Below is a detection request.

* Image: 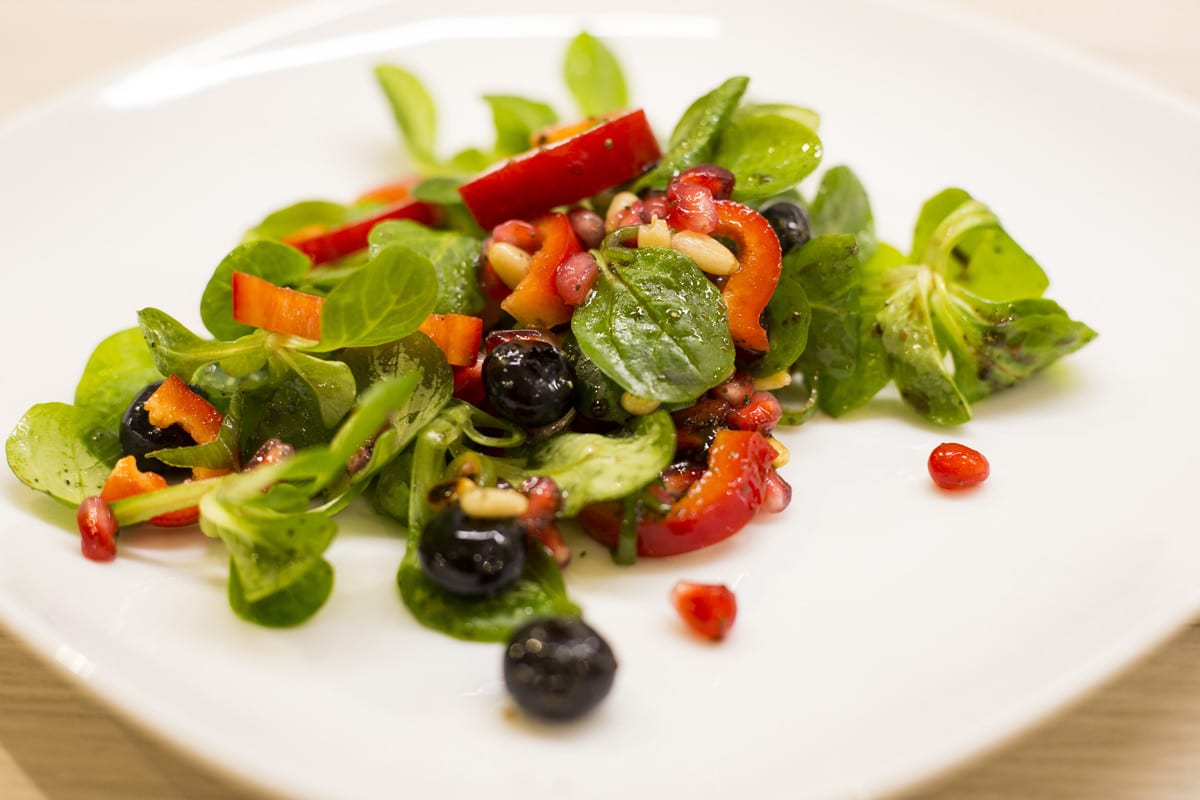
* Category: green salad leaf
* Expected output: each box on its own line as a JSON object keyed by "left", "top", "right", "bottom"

{"left": 564, "top": 32, "right": 628, "bottom": 117}
{"left": 715, "top": 110, "right": 822, "bottom": 200}
{"left": 368, "top": 220, "right": 485, "bottom": 315}
{"left": 201, "top": 240, "right": 312, "bottom": 340}
{"left": 634, "top": 76, "right": 748, "bottom": 191}
{"left": 375, "top": 64, "right": 440, "bottom": 169}
{"left": 572, "top": 246, "right": 734, "bottom": 403}
{"left": 807, "top": 165, "right": 877, "bottom": 262}
{"left": 484, "top": 94, "right": 557, "bottom": 157}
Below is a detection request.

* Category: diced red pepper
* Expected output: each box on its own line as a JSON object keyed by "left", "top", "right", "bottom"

{"left": 418, "top": 313, "right": 483, "bottom": 367}
{"left": 713, "top": 200, "right": 782, "bottom": 352}
{"left": 143, "top": 375, "right": 224, "bottom": 446}
{"left": 500, "top": 213, "right": 581, "bottom": 328}
{"left": 726, "top": 391, "right": 783, "bottom": 434}
{"left": 284, "top": 199, "right": 436, "bottom": 265}
{"left": 100, "top": 455, "right": 200, "bottom": 527}
{"left": 231, "top": 271, "right": 325, "bottom": 341}
{"left": 452, "top": 360, "right": 486, "bottom": 407}
{"left": 458, "top": 109, "right": 662, "bottom": 229}
{"left": 579, "top": 429, "right": 784, "bottom": 557}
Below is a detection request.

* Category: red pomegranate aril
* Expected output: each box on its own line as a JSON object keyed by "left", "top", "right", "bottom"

{"left": 491, "top": 219, "right": 542, "bottom": 253}
{"left": 928, "top": 442, "right": 990, "bottom": 489}
{"left": 77, "top": 496, "right": 118, "bottom": 562}
{"left": 710, "top": 371, "right": 755, "bottom": 407}
{"left": 556, "top": 251, "right": 599, "bottom": 306}
{"left": 246, "top": 437, "right": 295, "bottom": 470}
{"left": 676, "top": 164, "right": 736, "bottom": 201}
{"left": 566, "top": 207, "right": 605, "bottom": 250}
{"left": 641, "top": 193, "right": 671, "bottom": 222}
{"left": 613, "top": 203, "right": 644, "bottom": 230}
{"left": 761, "top": 468, "right": 792, "bottom": 513}
{"left": 671, "top": 581, "right": 737, "bottom": 641}
{"left": 666, "top": 181, "right": 718, "bottom": 234}
{"left": 518, "top": 477, "right": 570, "bottom": 566}
{"left": 727, "top": 391, "right": 783, "bottom": 434}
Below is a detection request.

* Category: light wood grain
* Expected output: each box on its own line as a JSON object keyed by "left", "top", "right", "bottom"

{"left": 1, "top": 1, "right": 1197, "bottom": 798}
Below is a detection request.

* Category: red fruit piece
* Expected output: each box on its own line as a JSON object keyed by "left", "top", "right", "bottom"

{"left": 666, "top": 181, "right": 718, "bottom": 234}
{"left": 77, "top": 496, "right": 118, "bottom": 562}
{"left": 928, "top": 442, "right": 990, "bottom": 489}
{"left": 671, "top": 581, "right": 737, "bottom": 641}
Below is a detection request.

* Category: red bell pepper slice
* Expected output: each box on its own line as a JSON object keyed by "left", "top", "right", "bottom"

{"left": 417, "top": 313, "right": 483, "bottom": 367}
{"left": 144, "top": 375, "right": 224, "bottom": 446}
{"left": 231, "top": 271, "right": 325, "bottom": 341}
{"left": 500, "top": 213, "right": 581, "bottom": 329}
{"left": 100, "top": 455, "right": 200, "bottom": 527}
{"left": 283, "top": 198, "right": 436, "bottom": 266}
{"left": 458, "top": 109, "right": 662, "bottom": 229}
{"left": 713, "top": 199, "right": 782, "bottom": 352}
{"left": 579, "top": 429, "right": 781, "bottom": 557}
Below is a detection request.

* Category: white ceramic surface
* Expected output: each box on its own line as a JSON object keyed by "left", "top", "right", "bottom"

{"left": 1, "top": 1, "right": 1198, "bottom": 798}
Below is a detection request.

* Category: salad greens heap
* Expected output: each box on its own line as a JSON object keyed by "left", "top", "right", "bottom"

{"left": 5, "top": 33, "right": 1094, "bottom": 641}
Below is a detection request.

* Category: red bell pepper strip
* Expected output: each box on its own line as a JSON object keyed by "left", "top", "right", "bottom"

{"left": 144, "top": 375, "right": 224, "bottom": 446}
{"left": 100, "top": 455, "right": 200, "bottom": 527}
{"left": 713, "top": 199, "right": 782, "bottom": 352}
{"left": 500, "top": 213, "right": 581, "bottom": 329}
{"left": 283, "top": 198, "right": 436, "bottom": 266}
{"left": 231, "top": 271, "right": 325, "bottom": 341}
{"left": 417, "top": 313, "right": 484, "bottom": 367}
{"left": 458, "top": 109, "right": 662, "bottom": 229}
{"left": 579, "top": 429, "right": 782, "bottom": 557}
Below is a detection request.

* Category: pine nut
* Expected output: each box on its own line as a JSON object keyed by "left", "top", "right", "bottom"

{"left": 459, "top": 486, "right": 529, "bottom": 519}
{"left": 754, "top": 371, "right": 793, "bottom": 391}
{"left": 637, "top": 216, "right": 672, "bottom": 249}
{"left": 487, "top": 241, "right": 532, "bottom": 289}
{"left": 605, "top": 191, "right": 641, "bottom": 232}
{"left": 620, "top": 392, "right": 661, "bottom": 416}
{"left": 671, "top": 230, "right": 739, "bottom": 275}
{"left": 767, "top": 437, "right": 790, "bottom": 468}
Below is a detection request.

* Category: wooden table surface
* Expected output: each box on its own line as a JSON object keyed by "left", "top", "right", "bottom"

{"left": 1, "top": 1, "right": 1197, "bottom": 798}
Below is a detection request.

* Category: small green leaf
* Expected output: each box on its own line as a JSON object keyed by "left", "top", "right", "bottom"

{"left": 734, "top": 102, "right": 820, "bottom": 132}
{"left": 138, "top": 308, "right": 271, "bottom": 383}
{"left": 633, "top": 76, "right": 748, "bottom": 191}
{"left": 6, "top": 403, "right": 117, "bottom": 505}
{"left": 791, "top": 235, "right": 861, "bottom": 381}
{"left": 73, "top": 327, "right": 162, "bottom": 430}
{"left": 563, "top": 32, "right": 628, "bottom": 118}
{"left": 242, "top": 200, "right": 350, "bottom": 244}
{"left": 518, "top": 411, "right": 676, "bottom": 516}
{"left": 201, "top": 240, "right": 313, "bottom": 340}
{"left": 310, "top": 244, "right": 438, "bottom": 351}
{"left": 375, "top": 64, "right": 439, "bottom": 166}
{"left": 229, "top": 558, "right": 334, "bottom": 628}
{"left": 268, "top": 349, "right": 357, "bottom": 429}
{"left": 483, "top": 94, "right": 557, "bottom": 157}
{"left": 368, "top": 220, "right": 485, "bottom": 315}
{"left": 807, "top": 165, "right": 876, "bottom": 262}
{"left": 715, "top": 112, "right": 823, "bottom": 201}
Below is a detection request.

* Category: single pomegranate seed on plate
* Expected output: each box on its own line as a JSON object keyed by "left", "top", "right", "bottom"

{"left": 928, "top": 442, "right": 990, "bottom": 489}
{"left": 77, "top": 496, "right": 118, "bottom": 562}
{"left": 671, "top": 581, "right": 737, "bottom": 641}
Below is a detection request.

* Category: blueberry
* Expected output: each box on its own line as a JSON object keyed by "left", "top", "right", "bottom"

{"left": 483, "top": 340, "right": 575, "bottom": 428}
{"left": 418, "top": 503, "right": 525, "bottom": 597}
{"left": 760, "top": 201, "right": 812, "bottom": 254}
{"left": 504, "top": 617, "right": 617, "bottom": 721}
{"left": 118, "top": 381, "right": 196, "bottom": 479}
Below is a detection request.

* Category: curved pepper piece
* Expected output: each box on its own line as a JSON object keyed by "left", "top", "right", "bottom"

{"left": 284, "top": 199, "right": 436, "bottom": 265}
{"left": 417, "top": 313, "right": 484, "bottom": 367}
{"left": 500, "top": 213, "right": 581, "bottom": 329}
{"left": 100, "top": 455, "right": 200, "bottom": 527}
{"left": 713, "top": 199, "right": 782, "bottom": 352}
{"left": 579, "top": 429, "right": 782, "bottom": 557}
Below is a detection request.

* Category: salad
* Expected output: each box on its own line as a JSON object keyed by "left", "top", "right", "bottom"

{"left": 5, "top": 33, "right": 1095, "bottom": 720}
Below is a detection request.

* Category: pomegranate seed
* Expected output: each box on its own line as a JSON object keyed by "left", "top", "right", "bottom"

{"left": 77, "top": 496, "right": 118, "bottom": 562}
{"left": 555, "top": 251, "right": 599, "bottom": 305}
{"left": 666, "top": 181, "right": 718, "bottom": 234}
{"left": 641, "top": 193, "right": 671, "bottom": 223}
{"left": 928, "top": 442, "right": 990, "bottom": 489}
{"left": 676, "top": 164, "right": 736, "bottom": 200}
{"left": 671, "top": 581, "right": 737, "bottom": 641}
{"left": 491, "top": 219, "right": 542, "bottom": 253}
{"left": 761, "top": 468, "right": 792, "bottom": 513}
{"left": 726, "top": 391, "right": 783, "bottom": 434}
{"left": 517, "top": 477, "right": 570, "bottom": 566}
{"left": 246, "top": 437, "right": 295, "bottom": 470}
{"left": 567, "top": 207, "right": 605, "bottom": 250}
{"left": 710, "top": 372, "right": 755, "bottom": 407}
{"left": 612, "top": 203, "right": 644, "bottom": 230}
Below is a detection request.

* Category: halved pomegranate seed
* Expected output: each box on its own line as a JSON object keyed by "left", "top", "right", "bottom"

{"left": 671, "top": 581, "right": 737, "bottom": 641}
